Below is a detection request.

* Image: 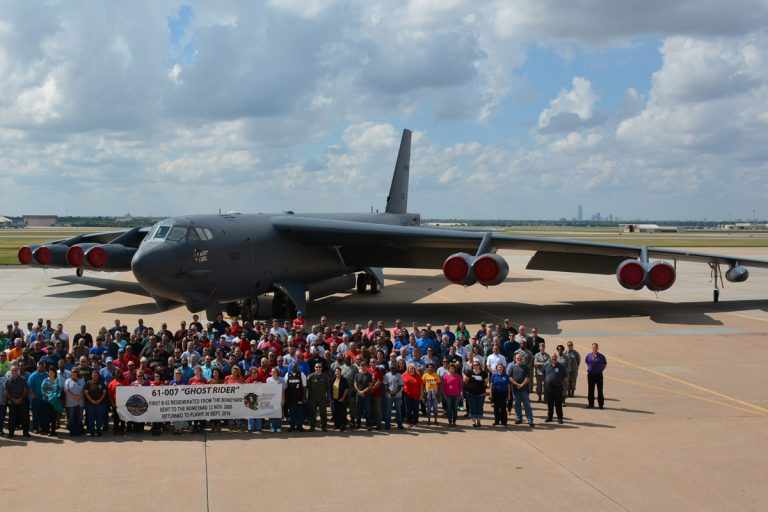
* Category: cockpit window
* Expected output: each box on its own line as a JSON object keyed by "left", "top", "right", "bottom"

{"left": 193, "top": 227, "right": 214, "bottom": 240}
{"left": 166, "top": 226, "right": 188, "bottom": 242}
{"left": 154, "top": 225, "right": 171, "bottom": 240}
{"left": 187, "top": 228, "right": 200, "bottom": 241}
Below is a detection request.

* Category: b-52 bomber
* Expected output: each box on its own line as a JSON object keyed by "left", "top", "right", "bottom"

{"left": 18, "top": 129, "right": 766, "bottom": 319}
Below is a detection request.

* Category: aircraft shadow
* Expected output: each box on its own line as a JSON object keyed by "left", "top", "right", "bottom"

{"left": 53, "top": 275, "right": 149, "bottom": 297}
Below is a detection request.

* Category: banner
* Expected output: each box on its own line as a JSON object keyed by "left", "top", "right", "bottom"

{"left": 116, "top": 383, "right": 283, "bottom": 423}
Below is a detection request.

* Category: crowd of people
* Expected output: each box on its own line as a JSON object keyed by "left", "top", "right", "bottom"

{"left": 0, "top": 314, "right": 608, "bottom": 438}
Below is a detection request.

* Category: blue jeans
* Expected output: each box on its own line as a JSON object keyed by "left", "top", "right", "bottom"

{"left": 383, "top": 395, "right": 403, "bottom": 428}
{"left": 513, "top": 388, "right": 534, "bottom": 424}
{"left": 31, "top": 398, "right": 47, "bottom": 432}
{"left": 425, "top": 391, "right": 438, "bottom": 417}
{"left": 67, "top": 406, "right": 83, "bottom": 436}
{"left": 468, "top": 394, "right": 484, "bottom": 419}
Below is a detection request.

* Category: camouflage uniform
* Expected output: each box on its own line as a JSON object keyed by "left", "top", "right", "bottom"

{"left": 533, "top": 352, "right": 551, "bottom": 402}
{"left": 565, "top": 349, "right": 581, "bottom": 397}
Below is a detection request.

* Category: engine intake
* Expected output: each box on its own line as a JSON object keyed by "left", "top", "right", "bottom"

{"left": 616, "top": 259, "right": 646, "bottom": 290}
{"left": 725, "top": 265, "right": 749, "bottom": 283}
{"left": 472, "top": 253, "right": 509, "bottom": 286}
{"left": 442, "top": 253, "right": 476, "bottom": 286}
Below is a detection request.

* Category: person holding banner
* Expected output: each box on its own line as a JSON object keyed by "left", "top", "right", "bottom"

{"left": 307, "top": 363, "right": 330, "bottom": 432}
{"left": 265, "top": 367, "right": 285, "bottom": 432}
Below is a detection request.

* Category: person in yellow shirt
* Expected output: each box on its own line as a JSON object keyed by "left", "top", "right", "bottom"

{"left": 422, "top": 363, "right": 441, "bottom": 424}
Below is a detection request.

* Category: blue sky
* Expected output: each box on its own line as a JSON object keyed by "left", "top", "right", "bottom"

{"left": 0, "top": 1, "right": 767, "bottom": 220}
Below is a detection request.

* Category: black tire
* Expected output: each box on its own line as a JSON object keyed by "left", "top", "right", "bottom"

{"left": 713, "top": 289, "right": 720, "bottom": 303}
{"left": 76, "top": 267, "right": 84, "bottom": 277}
{"left": 369, "top": 277, "right": 380, "bottom": 294}
{"left": 356, "top": 273, "right": 368, "bottom": 294}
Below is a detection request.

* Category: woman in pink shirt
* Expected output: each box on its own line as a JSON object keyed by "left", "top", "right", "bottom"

{"left": 441, "top": 364, "right": 463, "bottom": 426}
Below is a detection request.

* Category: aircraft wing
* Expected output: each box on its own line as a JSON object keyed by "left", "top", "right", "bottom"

{"left": 272, "top": 216, "right": 768, "bottom": 274}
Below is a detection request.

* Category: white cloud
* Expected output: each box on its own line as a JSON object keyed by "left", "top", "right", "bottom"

{"left": 538, "top": 76, "right": 598, "bottom": 130}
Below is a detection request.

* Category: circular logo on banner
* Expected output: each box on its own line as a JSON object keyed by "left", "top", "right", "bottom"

{"left": 125, "top": 394, "right": 149, "bottom": 416}
{"left": 243, "top": 393, "right": 260, "bottom": 411}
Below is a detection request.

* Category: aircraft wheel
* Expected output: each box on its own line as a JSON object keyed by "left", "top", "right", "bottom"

{"left": 356, "top": 273, "right": 368, "bottom": 294}
{"left": 713, "top": 289, "right": 720, "bottom": 303}
{"left": 369, "top": 277, "right": 380, "bottom": 294}
{"left": 76, "top": 267, "right": 84, "bottom": 277}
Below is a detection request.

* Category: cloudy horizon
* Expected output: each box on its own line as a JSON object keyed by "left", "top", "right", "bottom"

{"left": 1, "top": 1, "right": 767, "bottom": 220}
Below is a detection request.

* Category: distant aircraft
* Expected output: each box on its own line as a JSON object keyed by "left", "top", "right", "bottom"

{"left": 17, "top": 129, "right": 765, "bottom": 319}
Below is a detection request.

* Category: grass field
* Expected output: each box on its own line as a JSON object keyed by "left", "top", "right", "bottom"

{"left": 0, "top": 228, "right": 112, "bottom": 265}
{"left": 2, "top": 226, "right": 768, "bottom": 265}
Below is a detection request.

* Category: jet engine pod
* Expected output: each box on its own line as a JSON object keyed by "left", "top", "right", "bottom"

{"left": 32, "top": 244, "right": 70, "bottom": 267}
{"left": 472, "top": 253, "right": 509, "bottom": 286}
{"left": 84, "top": 244, "right": 137, "bottom": 271}
{"left": 616, "top": 259, "right": 646, "bottom": 290}
{"left": 67, "top": 243, "right": 99, "bottom": 267}
{"left": 18, "top": 245, "right": 38, "bottom": 265}
{"left": 442, "top": 252, "right": 476, "bottom": 285}
{"left": 725, "top": 265, "right": 749, "bottom": 283}
{"left": 646, "top": 261, "right": 676, "bottom": 291}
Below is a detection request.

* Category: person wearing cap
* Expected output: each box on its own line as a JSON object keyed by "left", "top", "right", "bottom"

{"left": 565, "top": 341, "right": 581, "bottom": 397}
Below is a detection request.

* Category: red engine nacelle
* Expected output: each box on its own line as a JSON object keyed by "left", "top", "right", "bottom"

{"left": 616, "top": 259, "right": 646, "bottom": 290}
{"left": 472, "top": 253, "right": 509, "bottom": 286}
{"left": 442, "top": 252, "right": 476, "bottom": 285}
{"left": 646, "top": 261, "right": 676, "bottom": 291}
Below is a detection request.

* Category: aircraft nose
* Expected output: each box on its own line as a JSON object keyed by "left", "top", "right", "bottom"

{"left": 131, "top": 246, "right": 171, "bottom": 291}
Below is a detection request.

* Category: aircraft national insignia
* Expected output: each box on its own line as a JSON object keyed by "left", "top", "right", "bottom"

{"left": 193, "top": 248, "right": 208, "bottom": 263}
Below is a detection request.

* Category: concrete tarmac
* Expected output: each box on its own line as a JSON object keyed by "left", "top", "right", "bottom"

{"left": 2, "top": 248, "right": 768, "bottom": 511}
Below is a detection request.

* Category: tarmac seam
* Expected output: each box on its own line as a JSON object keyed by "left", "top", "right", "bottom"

{"left": 610, "top": 377, "right": 765, "bottom": 416}
{"left": 202, "top": 432, "right": 210, "bottom": 512}
{"left": 513, "top": 433, "right": 631, "bottom": 512}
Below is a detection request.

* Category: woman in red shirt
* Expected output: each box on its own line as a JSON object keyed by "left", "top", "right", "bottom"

{"left": 401, "top": 363, "right": 423, "bottom": 427}
{"left": 224, "top": 366, "right": 244, "bottom": 384}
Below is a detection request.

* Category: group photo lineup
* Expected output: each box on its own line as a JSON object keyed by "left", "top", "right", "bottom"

{"left": 1, "top": 1, "right": 767, "bottom": 511}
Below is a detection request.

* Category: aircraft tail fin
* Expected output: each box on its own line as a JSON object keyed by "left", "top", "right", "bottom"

{"left": 385, "top": 129, "right": 411, "bottom": 214}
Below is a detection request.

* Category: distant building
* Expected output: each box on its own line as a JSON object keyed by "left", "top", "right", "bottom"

{"left": 721, "top": 223, "right": 767, "bottom": 230}
{"left": 23, "top": 215, "right": 58, "bottom": 227}
{"left": 620, "top": 224, "right": 678, "bottom": 233}
{"left": 577, "top": 205, "right": 583, "bottom": 221}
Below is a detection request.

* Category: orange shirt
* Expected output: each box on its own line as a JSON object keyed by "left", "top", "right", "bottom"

{"left": 8, "top": 347, "right": 22, "bottom": 361}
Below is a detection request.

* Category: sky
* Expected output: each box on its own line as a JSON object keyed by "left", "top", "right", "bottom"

{"left": 1, "top": 0, "right": 767, "bottom": 220}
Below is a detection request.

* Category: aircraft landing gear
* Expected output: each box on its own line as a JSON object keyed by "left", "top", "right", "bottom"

{"left": 356, "top": 273, "right": 381, "bottom": 294}
{"left": 76, "top": 267, "right": 84, "bottom": 277}
{"left": 709, "top": 262, "right": 724, "bottom": 303}
{"left": 271, "top": 288, "right": 296, "bottom": 320}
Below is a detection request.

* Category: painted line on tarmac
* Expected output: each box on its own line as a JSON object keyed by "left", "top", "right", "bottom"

{"left": 599, "top": 353, "right": 768, "bottom": 416}
{"left": 611, "top": 377, "right": 763, "bottom": 417}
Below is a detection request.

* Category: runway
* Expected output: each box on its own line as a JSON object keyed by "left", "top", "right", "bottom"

{"left": 2, "top": 248, "right": 767, "bottom": 511}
